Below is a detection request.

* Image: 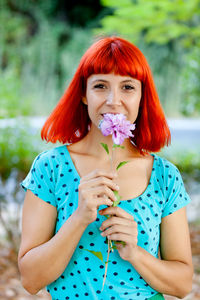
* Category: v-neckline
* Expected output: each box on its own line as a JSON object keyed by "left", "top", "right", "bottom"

{"left": 64, "top": 145, "right": 156, "bottom": 202}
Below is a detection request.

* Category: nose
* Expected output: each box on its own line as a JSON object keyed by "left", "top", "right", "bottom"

{"left": 106, "top": 89, "right": 122, "bottom": 106}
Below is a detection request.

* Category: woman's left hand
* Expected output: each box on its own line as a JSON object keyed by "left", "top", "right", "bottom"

{"left": 99, "top": 206, "right": 138, "bottom": 262}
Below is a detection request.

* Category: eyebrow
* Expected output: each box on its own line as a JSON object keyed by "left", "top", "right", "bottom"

{"left": 91, "top": 79, "right": 135, "bottom": 84}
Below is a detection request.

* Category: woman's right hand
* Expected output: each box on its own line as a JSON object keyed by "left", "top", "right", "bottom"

{"left": 76, "top": 169, "right": 119, "bottom": 226}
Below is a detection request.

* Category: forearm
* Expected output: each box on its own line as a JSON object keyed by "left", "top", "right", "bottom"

{"left": 19, "top": 210, "right": 87, "bottom": 294}
{"left": 129, "top": 246, "right": 193, "bottom": 298}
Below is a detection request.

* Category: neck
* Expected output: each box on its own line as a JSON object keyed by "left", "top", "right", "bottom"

{"left": 80, "top": 123, "right": 140, "bottom": 161}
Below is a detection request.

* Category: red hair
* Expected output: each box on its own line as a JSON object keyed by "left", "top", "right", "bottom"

{"left": 41, "top": 36, "right": 171, "bottom": 155}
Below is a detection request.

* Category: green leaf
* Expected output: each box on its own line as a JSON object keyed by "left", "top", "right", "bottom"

{"left": 104, "top": 215, "right": 110, "bottom": 219}
{"left": 112, "top": 144, "right": 125, "bottom": 149}
{"left": 105, "top": 260, "right": 111, "bottom": 264}
{"left": 114, "top": 241, "right": 126, "bottom": 247}
{"left": 112, "top": 190, "right": 121, "bottom": 206}
{"left": 116, "top": 161, "right": 129, "bottom": 170}
{"left": 83, "top": 249, "right": 104, "bottom": 262}
{"left": 100, "top": 142, "right": 109, "bottom": 154}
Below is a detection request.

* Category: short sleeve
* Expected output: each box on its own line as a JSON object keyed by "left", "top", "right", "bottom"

{"left": 20, "top": 152, "right": 57, "bottom": 207}
{"left": 162, "top": 165, "right": 191, "bottom": 218}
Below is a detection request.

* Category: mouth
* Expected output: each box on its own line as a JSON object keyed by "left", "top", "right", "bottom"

{"left": 101, "top": 113, "right": 122, "bottom": 116}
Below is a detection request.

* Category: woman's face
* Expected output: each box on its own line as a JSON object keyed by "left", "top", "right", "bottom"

{"left": 83, "top": 73, "right": 142, "bottom": 128}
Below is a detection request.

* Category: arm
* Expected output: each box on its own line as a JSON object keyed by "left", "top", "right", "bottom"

{"left": 18, "top": 190, "right": 87, "bottom": 295}
{"left": 99, "top": 206, "right": 193, "bottom": 298}
{"left": 129, "top": 207, "right": 193, "bottom": 298}
{"left": 18, "top": 169, "right": 117, "bottom": 295}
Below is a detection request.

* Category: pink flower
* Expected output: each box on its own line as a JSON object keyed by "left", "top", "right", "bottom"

{"left": 98, "top": 113, "right": 135, "bottom": 145}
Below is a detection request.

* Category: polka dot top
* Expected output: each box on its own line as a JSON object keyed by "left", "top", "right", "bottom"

{"left": 20, "top": 145, "right": 191, "bottom": 300}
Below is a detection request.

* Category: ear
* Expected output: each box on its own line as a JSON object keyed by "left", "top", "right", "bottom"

{"left": 82, "top": 96, "right": 87, "bottom": 105}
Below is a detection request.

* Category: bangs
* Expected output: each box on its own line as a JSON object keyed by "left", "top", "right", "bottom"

{"left": 81, "top": 38, "right": 147, "bottom": 83}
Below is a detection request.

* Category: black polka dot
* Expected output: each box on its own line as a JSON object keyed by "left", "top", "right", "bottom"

{"left": 87, "top": 268, "right": 91, "bottom": 272}
{"left": 99, "top": 265, "right": 104, "bottom": 269}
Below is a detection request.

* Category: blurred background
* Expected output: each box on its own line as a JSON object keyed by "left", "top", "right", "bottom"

{"left": 0, "top": 0, "right": 199, "bottom": 299}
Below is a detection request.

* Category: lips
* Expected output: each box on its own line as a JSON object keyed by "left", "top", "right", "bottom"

{"left": 101, "top": 113, "right": 121, "bottom": 116}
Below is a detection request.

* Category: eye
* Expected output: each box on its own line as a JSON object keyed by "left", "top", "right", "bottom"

{"left": 123, "top": 85, "right": 135, "bottom": 90}
{"left": 93, "top": 84, "right": 106, "bottom": 89}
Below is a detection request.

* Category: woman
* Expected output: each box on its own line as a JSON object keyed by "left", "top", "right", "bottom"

{"left": 18, "top": 36, "right": 193, "bottom": 300}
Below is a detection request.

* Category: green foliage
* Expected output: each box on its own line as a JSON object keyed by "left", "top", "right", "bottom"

{"left": 113, "top": 190, "right": 121, "bottom": 206}
{"left": 180, "top": 45, "right": 200, "bottom": 116}
{"left": 97, "top": 0, "right": 200, "bottom": 46}
{"left": 160, "top": 149, "right": 200, "bottom": 183}
{"left": 116, "top": 161, "right": 129, "bottom": 170}
{"left": 0, "top": 1, "right": 93, "bottom": 118}
{"left": 0, "top": 123, "right": 49, "bottom": 180}
{"left": 94, "top": 0, "right": 200, "bottom": 117}
{"left": 100, "top": 142, "right": 109, "bottom": 154}
{"left": 83, "top": 249, "right": 104, "bottom": 262}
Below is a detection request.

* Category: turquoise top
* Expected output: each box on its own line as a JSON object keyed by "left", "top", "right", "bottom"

{"left": 21, "top": 145, "right": 191, "bottom": 300}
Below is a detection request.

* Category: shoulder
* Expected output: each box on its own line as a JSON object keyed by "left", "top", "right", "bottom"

{"left": 152, "top": 153, "right": 180, "bottom": 176}
{"left": 33, "top": 145, "right": 68, "bottom": 164}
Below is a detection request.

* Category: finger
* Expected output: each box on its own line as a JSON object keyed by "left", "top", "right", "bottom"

{"left": 95, "top": 197, "right": 113, "bottom": 208}
{"left": 90, "top": 185, "right": 117, "bottom": 202}
{"left": 80, "top": 176, "right": 119, "bottom": 192}
{"left": 99, "top": 206, "right": 134, "bottom": 220}
{"left": 101, "top": 224, "right": 135, "bottom": 237}
{"left": 100, "top": 216, "right": 134, "bottom": 231}
{"left": 105, "top": 233, "right": 132, "bottom": 243}
{"left": 80, "top": 169, "right": 117, "bottom": 183}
